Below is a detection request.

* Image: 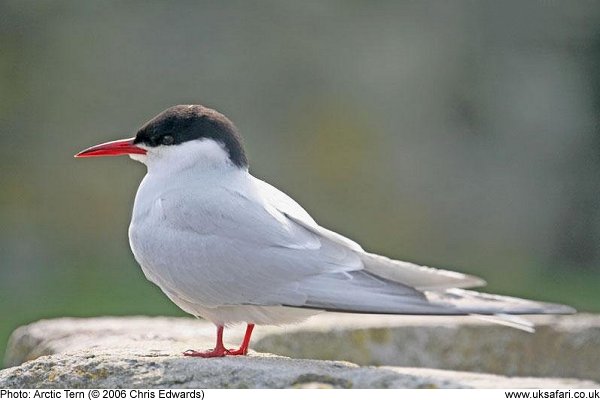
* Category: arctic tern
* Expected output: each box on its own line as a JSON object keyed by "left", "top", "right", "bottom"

{"left": 76, "top": 105, "right": 574, "bottom": 358}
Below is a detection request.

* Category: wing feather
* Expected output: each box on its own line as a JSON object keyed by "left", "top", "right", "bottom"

{"left": 132, "top": 173, "right": 573, "bottom": 318}
{"left": 256, "top": 177, "right": 486, "bottom": 290}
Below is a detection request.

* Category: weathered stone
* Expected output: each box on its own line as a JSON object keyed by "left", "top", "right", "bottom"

{"left": 253, "top": 314, "right": 600, "bottom": 381}
{"left": 1, "top": 315, "right": 598, "bottom": 388}
{"left": 3, "top": 317, "right": 213, "bottom": 368}
{"left": 1, "top": 348, "right": 597, "bottom": 388}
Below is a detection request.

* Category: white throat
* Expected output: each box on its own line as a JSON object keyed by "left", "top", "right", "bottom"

{"left": 130, "top": 138, "right": 241, "bottom": 176}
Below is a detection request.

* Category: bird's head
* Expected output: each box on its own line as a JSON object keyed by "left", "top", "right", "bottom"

{"left": 75, "top": 105, "right": 248, "bottom": 172}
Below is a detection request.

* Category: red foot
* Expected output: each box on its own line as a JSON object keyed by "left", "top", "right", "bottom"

{"left": 183, "top": 347, "right": 248, "bottom": 357}
{"left": 224, "top": 347, "right": 247, "bottom": 356}
{"left": 183, "top": 348, "right": 227, "bottom": 358}
{"left": 184, "top": 324, "right": 254, "bottom": 358}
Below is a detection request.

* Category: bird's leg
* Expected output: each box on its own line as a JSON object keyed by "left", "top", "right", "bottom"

{"left": 183, "top": 325, "right": 227, "bottom": 358}
{"left": 225, "top": 324, "right": 255, "bottom": 356}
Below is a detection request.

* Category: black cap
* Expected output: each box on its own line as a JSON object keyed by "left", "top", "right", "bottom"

{"left": 133, "top": 105, "right": 248, "bottom": 167}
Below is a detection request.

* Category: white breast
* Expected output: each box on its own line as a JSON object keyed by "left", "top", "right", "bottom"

{"left": 128, "top": 164, "right": 320, "bottom": 326}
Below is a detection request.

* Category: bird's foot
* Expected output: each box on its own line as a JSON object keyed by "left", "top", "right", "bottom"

{"left": 224, "top": 347, "right": 248, "bottom": 356}
{"left": 183, "top": 348, "right": 227, "bottom": 358}
{"left": 182, "top": 347, "right": 248, "bottom": 357}
{"left": 183, "top": 324, "right": 253, "bottom": 358}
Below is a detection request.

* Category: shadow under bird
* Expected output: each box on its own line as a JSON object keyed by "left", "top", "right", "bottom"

{"left": 75, "top": 105, "right": 575, "bottom": 358}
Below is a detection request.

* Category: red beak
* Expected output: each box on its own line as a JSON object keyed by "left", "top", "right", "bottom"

{"left": 75, "top": 137, "right": 147, "bottom": 158}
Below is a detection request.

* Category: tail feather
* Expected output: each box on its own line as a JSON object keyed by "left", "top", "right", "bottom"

{"left": 290, "top": 275, "right": 576, "bottom": 321}
{"left": 426, "top": 288, "right": 575, "bottom": 315}
{"left": 361, "top": 252, "right": 487, "bottom": 291}
{"left": 471, "top": 313, "right": 536, "bottom": 333}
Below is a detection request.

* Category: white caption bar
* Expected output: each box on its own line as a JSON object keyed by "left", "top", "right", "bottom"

{"left": 0, "top": 389, "right": 598, "bottom": 400}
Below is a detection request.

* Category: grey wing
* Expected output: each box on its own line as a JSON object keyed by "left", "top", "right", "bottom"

{"left": 137, "top": 180, "right": 375, "bottom": 308}
{"left": 259, "top": 213, "right": 573, "bottom": 316}
{"left": 251, "top": 178, "right": 574, "bottom": 316}
{"left": 146, "top": 177, "right": 573, "bottom": 316}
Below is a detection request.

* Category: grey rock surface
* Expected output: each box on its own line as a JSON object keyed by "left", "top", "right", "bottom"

{"left": 3, "top": 350, "right": 596, "bottom": 389}
{"left": 1, "top": 315, "right": 599, "bottom": 388}
{"left": 253, "top": 313, "right": 600, "bottom": 382}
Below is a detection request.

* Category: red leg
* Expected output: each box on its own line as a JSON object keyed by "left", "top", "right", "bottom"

{"left": 225, "top": 324, "right": 255, "bottom": 356}
{"left": 183, "top": 325, "right": 227, "bottom": 358}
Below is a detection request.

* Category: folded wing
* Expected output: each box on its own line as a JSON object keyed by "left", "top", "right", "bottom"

{"left": 147, "top": 175, "right": 573, "bottom": 318}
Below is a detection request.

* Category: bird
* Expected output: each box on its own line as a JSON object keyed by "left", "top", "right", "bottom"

{"left": 75, "top": 104, "right": 575, "bottom": 358}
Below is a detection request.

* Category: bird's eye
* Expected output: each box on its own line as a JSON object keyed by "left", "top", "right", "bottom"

{"left": 162, "top": 135, "right": 174, "bottom": 145}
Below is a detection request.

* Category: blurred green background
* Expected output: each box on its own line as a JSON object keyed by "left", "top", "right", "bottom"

{"left": 2, "top": 1, "right": 600, "bottom": 363}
